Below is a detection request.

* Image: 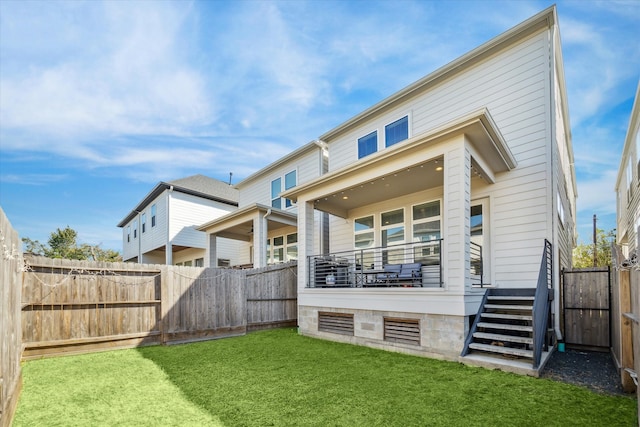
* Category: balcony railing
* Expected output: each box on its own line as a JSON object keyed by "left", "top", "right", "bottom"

{"left": 307, "top": 240, "right": 444, "bottom": 288}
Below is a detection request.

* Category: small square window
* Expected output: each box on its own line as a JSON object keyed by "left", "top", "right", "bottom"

{"left": 385, "top": 116, "right": 408, "bottom": 147}
{"left": 358, "top": 131, "right": 377, "bottom": 159}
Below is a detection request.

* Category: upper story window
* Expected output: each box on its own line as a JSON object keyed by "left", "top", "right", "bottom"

{"left": 133, "top": 220, "right": 138, "bottom": 239}
{"left": 385, "top": 116, "right": 409, "bottom": 147}
{"left": 358, "top": 131, "right": 378, "bottom": 159}
{"left": 141, "top": 213, "right": 146, "bottom": 233}
{"left": 271, "top": 178, "right": 282, "bottom": 208}
{"left": 271, "top": 170, "right": 297, "bottom": 209}
{"left": 284, "top": 170, "right": 296, "bottom": 208}
{"left": 127, "top": 226, "right": 131, "bottom": 243}
{"left": 151, "top": 204, "right": 156, "bottom": 227}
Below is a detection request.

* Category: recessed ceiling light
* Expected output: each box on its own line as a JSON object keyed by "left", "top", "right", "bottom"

{"left": 436, "top": 166, "right": 443, "bottom": 171}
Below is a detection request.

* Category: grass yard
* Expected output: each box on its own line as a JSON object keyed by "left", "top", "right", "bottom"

{"left": 14, "top": 328, "right": 637, "bottom": 426}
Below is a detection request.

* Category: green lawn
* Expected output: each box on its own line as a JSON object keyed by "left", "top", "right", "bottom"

{"left": 14, "top": 328, "right": 637, "bottom": 426}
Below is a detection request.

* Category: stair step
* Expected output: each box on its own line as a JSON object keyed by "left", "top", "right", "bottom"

{"left": 487, "top": 296, "right": 535, "bottom": 301}
{"left": 477, "top": 322, "right": 533, "bottom": 332}
{"left": 481, "top": 312, "right": 532, "bottom": 321}
{"left": 469, "top": 342, "right": 533, "bottom": 358}
{"left": 484, "top": 304, "right": 532, "bottom": 311}
{"left": 473, "top": 332, "right": 533, "bottom": 344}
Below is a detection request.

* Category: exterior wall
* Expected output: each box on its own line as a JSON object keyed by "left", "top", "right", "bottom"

{"left": 299, "top": 305, "right": 468, "bottom": 360}
{"left": 169, "top": 192, "right": 235, "bottom": 247}
{"left": 616, "top": 83, "right": 640, "bottom": 254}
{"left": 325, "top": 30, "right": 553, "bottom": 289}
{"left": 238, "top": 147, "right": 323, "bottom": 209}
{"left": 122, "top": 191, "right": 168, "bottom": 262}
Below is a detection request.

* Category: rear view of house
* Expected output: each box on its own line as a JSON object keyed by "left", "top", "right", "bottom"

{"left": 284, "top": 6, "right": 576, "bottom": 374}
{"left": 118, "top": 174, "right": 246, "bottom": 266}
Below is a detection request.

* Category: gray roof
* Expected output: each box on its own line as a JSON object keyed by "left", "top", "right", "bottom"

{"left": 117, "top": 174, "right": 238, "bottom": 227}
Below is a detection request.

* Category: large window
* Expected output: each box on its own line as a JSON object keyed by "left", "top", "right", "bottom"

{"left": 284, "top": 170, "right": 296, "bottom": 208}
{"left": 133, "top": 220, "right": 138, "bottom": 239}
{"left": 151, "top": 204, "right": 156, "bottom": 227}
{"left": 267, "top": 233, "right": 298, "bottom": 264}
{"left": 354, "top": 216, "right": 375, "bottom": 268}
{"left": 271, "top": 170, "right": 297, "bottom": 209}
{"left": 385, "top": 116, "right": 408, "bottom": 147}
{"left": 271, "top": 177, "right": 282, "bottom": 209}
{"left": 141, "top": 213, "right": 146, "bottom": 233}
{"left": 412, "top": 201, "right": 441, "bottom": 264}
{"left": 358, "top": 131, "right": 377, "bottom": 159}
{"left": 381, "top": 209, "right": 404, "bottom": 264}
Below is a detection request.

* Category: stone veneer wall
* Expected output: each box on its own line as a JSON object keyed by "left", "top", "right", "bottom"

{"left": 298, "top": 305, "right": 469, "bottom": 361}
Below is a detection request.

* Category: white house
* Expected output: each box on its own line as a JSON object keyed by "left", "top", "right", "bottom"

{"left": 615, "top": 81, "right": 640, "bottom": 256}
{"left": 118, "top": 174, "right": 246, "bottom": 266}
{"left": 198, "top": 141, "right": 328, "bottom": 268}
{"left": 283, "top": 6, "right": 576, "bottom": 374}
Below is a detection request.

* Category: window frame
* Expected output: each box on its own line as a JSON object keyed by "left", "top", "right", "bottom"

{"left": 141, "top": 213, "right": 146, "bottom": 233}
{"left": 385, "top": 115, "right": 409, "bottom": 148}
{"left": 151, "top": 204, "right": 157, "bottom": 227}
{"left": 271, "top": 169, "right": 298, "bottom": 209}
{"left": 358, "top": 130, "right": 378, "bottom": 159}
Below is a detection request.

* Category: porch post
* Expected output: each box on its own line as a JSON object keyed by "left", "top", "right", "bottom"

{"left": 253, "top": 213, "right": 268, "bottom": 268}
{"left": 207, "top": 233, "right": 217, "bottom": 268}
{"left": 443, "top": 140, "right": 471, "bottom": 291}
{"left": 297, "top": 200, "right": 315, "bottom": 290}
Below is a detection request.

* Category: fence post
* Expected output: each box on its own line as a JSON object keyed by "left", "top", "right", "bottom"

{"left": 620, "top": 269, "right": 635, "bottom": 392}
{"left": 160, "top": 266, "right": 170, "bottom": 345}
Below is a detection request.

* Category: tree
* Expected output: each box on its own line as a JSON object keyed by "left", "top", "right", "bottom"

{"left": 572, "top": 228, "right": 615, "bottom": 268}
{"left": 22, "top": 226, "right": 122, "bottom": 262}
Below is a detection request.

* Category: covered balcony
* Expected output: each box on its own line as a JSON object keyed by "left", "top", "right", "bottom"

{"left": 308, "top": 239, "right": 484, "bottom": 288}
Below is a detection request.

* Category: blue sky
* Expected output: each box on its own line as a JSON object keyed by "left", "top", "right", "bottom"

{"left": 1, "top": 0, "right": 638, "bottom": 252}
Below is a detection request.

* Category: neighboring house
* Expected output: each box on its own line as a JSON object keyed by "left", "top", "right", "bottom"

{"left": 282, "top": 6, "right": 576, "bottom": 374}
{"left": 198, "top": 141, "right": 328, "bottom": 268}
{"left": 118, "top": 174, "right": 246, "bottom": 266}
{"left": 616, "top": 81, "right": 640, "bottom": 256}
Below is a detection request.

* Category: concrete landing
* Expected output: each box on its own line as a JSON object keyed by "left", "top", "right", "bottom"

{"left": 459, "top": 349, "right": 554, "bottom": 377}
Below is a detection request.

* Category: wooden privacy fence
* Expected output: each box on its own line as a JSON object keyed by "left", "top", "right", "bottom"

{"left": 0, "top": 208, "right": 22, "bottom": 427}
{"left": 21, "top": 256, "right": 298, "bottom": 359}
{"left": 561, "top": 267, "right": 611, "bottom": 350}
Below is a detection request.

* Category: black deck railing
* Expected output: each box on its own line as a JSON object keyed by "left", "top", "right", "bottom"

{"left": 532, "top": 239, "right": 553, "bottom": 368}
{"left": 307, "top": 240, "right": 444, "bottom": 288}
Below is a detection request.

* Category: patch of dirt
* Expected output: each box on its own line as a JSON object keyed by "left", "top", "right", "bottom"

{"left": 541, "top": 349, "right": 631, "bottom": 396}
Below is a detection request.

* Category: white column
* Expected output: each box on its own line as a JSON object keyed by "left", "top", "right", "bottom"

{"left": 253, "top": 213, "right": 269, "bottom": 268}
{"left": 297, "top": 200, "right": 315, "bottom": 291}
{"left": 207, "top": 233, "right": 218, "bottom": 268}
{"left": 443, "top": 139, "right": 471, "bottom": 292}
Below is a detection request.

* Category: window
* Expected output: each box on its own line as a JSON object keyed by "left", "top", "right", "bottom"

{"left": 183, "top": 260, "right": 193, "bottom": 267}
{"left": 381, "top": 209, "right": 404, "bottom": 264}
{"left": 557, "top": 193, "right": 565, "bottom": 226}
{"left": 286, "top": 233, "right": 298, "bottom": 261}
{"left": 358, "top": 131, "right": 377, "bottom": 159}
{"left": 271, "top": 178, "right": 282, "bottom": 209}
{"left": 151, "top": 204, "right": 156, "bottom": 227}
{"left": 354, "top": 216, "right": 375, "bottom": 268}
{"left": 141, "top": 213, "right": 146, "bottom": 233}
{"left": 217, "top": 259, "right": 230, "bottom": 267}
{"left": 126, "top": 226, "right": 131, "bottom": 243}
{"left": 284, "top": 170, "right": 296, "bottom": 208}
{"left": 385, "top": 116, "right": 408, "bottom": 147}
{"left": 272, "top": 236, "right": 284, "bottom": 263}
{"left": 412, "top": 201, "right": 440, "bottom": 264}
{"left": 271, "top": 171, "right": 297, "bottom": 209}
{"left": 195, "top": 258, "right": 204, "bottom": 267}
{"left": 133, "top": 220, "right": 138, "bottom": 239}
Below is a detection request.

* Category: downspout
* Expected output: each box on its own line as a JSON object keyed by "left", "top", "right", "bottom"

{"left": 166, "top": 185, "right": 174, "bottom": 265}
{"left": 549, "top": 22, "right": 563, "bottom": 342}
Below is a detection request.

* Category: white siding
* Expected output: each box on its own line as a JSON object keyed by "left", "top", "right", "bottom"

{"left": 238, "top": 148, "right": 323, "bottom": 209}
{"left": 325, "top": 30, "right": 554, "bottom": 288}
{"left": 169, "top": 192, "right": 236, "bottom": 248}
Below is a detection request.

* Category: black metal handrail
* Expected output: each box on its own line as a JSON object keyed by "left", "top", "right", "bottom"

{"left": 532, "top": 239, "right": 552, "bottom": 368}
{"left": 307, "top": 240, "right": 443, "bottom": 288}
